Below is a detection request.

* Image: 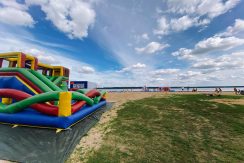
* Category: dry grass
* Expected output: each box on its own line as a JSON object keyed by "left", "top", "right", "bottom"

{"left": 210, "top": 98, "right": 244, "bottom": 105}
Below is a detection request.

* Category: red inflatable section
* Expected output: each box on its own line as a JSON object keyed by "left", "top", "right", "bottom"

{"left": 71, "top": 89, "right": 101, "bottom": 113}
{"left": 0, "top": 89, "right": 101, "bottom": 116}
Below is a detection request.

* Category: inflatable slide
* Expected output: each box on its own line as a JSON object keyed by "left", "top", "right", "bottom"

{"left": 0, "top": 52, "right": 106, "bottom": 131}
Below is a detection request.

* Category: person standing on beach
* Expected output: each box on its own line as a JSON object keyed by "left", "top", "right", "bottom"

{"left": 234, "top": 87, "right": 237, "bottom": 95}
{"left": 219, "top": 88, "right": 222, "bottom": 94}
{"left": 215, "top": 88, "right": 219, "bottom": 93}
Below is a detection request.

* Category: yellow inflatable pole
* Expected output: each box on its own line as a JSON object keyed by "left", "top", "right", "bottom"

{"left": 2, "top": 98, "right": 13, "bottom": 105}
{"left": 58, "top": 92, "right": 72, "bottom": 117}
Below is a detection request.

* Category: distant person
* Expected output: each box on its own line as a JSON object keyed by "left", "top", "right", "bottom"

{"left": 215, "top": 88, "right": 219, "bottom": 93}
{"left": 214, "top": 88, "right": 222, "bottom": 96}
{"left": 215, "top": 88, "right": 219, "bottom": 95}
{"left": 218, "top": 88, "right": 222, "bottom": 94}
{"left": 196, "top": 88, "right": 198, "bottom": 92}
{"left": 234, "top": 87, "right": 238, "bottom": 95}
{"left": 207, "top": 88, "right": 220, "bottom": 97}
{"left": 143, "top": 85, "right": 147, "bottom": 92}
{"left": 238, "top": 89, "right": 241, "bottom": 95}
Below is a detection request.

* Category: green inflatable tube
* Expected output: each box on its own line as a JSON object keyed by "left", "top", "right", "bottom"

{"left": 0, "top": 68, "right": 52, "bottom": 92}
{"left": 94, "top": 90, "right": 106, "bottom": 104}
{"left": 60, "top": 81, "right": 68, "bottom": 91}
{"left": 0, "top": 91, "right": 94, "bottom": 114}
{"left": 29, "top": 69, "right": 62, "bottom": 91}
{"left": 72, "top": 92, "right": 94, "bottom": 105}
{"left": 49, "top": 76, "right": 56, "bottom": 82}
{"left": 53, "top": 76, "right": 63, "bottom": 85}
{"left": 0, "top": 103, "right": 6, "bottom": 107}
{"left": 75, "top": 89, "right": 89, "bottom": 94}
{"left": 0, "top": 91, "right": 60, "bottom": 113}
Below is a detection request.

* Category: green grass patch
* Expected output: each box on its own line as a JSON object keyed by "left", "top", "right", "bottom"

{"left": 86, "top": 94, "right": 244, "bottom": 163}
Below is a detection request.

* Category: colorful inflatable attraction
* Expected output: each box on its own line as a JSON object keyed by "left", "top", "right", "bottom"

{"left": 0, "top": 52, "right": 106, "bottom": 131}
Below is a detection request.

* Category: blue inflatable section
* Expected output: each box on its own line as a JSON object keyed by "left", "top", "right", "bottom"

{"left": 0, "top": 100, "right": 106, "bottom": 129}
{"left": 0, "top": 77, "right": 35, "bottom": 95}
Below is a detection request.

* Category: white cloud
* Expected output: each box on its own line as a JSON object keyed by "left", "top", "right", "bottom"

{"left": 172, "top": 36, "right": 244, "bottom": 60}
{"left": 0, "top": 0, "right": 28, "bottom": 10}
{"left": 27, "top": 48, "right": 57, "bottom": 64}
{"left": 118, "top": 62, "right": 146, "bottom": 73}
{"left": 178, "top": 71, "right": 202, "bottom": 80}
{"left": 152, "top": 68, "right": 180, "bottom": 76}
{"left": 154, "top": 17, "right": 170, "bottom": 35}
{"left": 154, "top": 16, "right": 209, "bottom": 35}
{"left": 155, "top": 0, "right": 240, "bottom": 35}
{"left": 170, "top": 15, "right": 197, "bottom": 32}
{"left": 192, "top": 52, "right": 244, "bottom": 70}
{"left": 135, "top": 42, "right": 169, "bottom": 54}
{"left": 166, "top": 0, "right": 239, "bottom": 18}
{"left": 0, "top": 1, "right": 34, "bottom": 27}
{"left": 221, "top": 19, "right": 244, "bottom": 36}
{"left": 78, "top": 66, "right": 95, "bottom": 74}
{"left": 172, "top": 18, "right": 244, "bottom": 61}
{"left": 173, "top": 51, "right": 244, "bottom": 85}
{"left": 118, "top": 67, "right": 131, "bottom": 73}
{"left": 172, "top": 48, "right": 195, "bottom": 60}
{"left": 192, "top": 59, "right": 219, "bottom": 69}
{"left": 141, "top": 33, "right": 149, "bottom": 40}
{"left": 196, "top": 0, "right": 239, "bottom": 19}
{"left": 153, "top": 78, "right": 165, "bottom": 81}
{"left": 26, "top": 0, "right": 96, "bottom": 39}
{"left": 194, "top": 36, "right": 244, "bottom": 54}
{"left": 132, "top": 63, "right": 146, "bottom": 68}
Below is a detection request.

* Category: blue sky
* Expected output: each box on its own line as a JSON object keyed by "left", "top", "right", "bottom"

{"left": 0, "top": 0, "right": 244, "bottom": 87}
